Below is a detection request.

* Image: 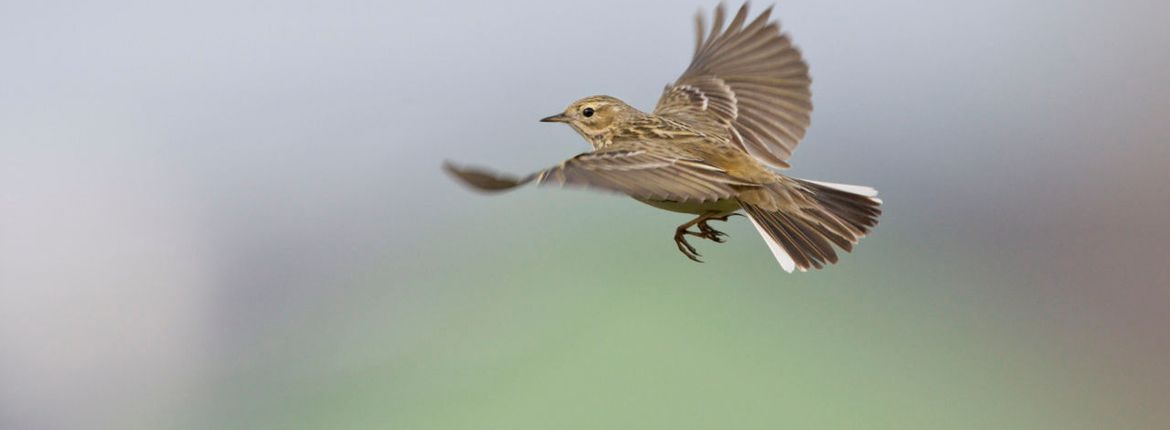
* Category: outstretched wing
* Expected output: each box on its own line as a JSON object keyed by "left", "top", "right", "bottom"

{"left": 654, "top": 4, "right": 812, "bottom": 168}
{"left": 444, "top": 146, "right": 757, "bottom": 203}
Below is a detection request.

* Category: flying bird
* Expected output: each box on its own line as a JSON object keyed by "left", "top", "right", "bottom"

{"left": 444, "top": 3, "right": 881, "bottom": 272}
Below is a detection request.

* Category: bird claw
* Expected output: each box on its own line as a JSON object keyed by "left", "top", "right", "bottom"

{"left": 682, "top": 228, "right": 725, "bottom": 243}
{"left": 695, "top": 224, "right": 728, "bottom": 243}
{"left": 674, "top": 230, "right": 704, "bottom": 263}
{"left": 696, "top": 214, "right": 738, "bottom": 243}
{"left": 673, "top": 212, "right": 741, "bottom": 263}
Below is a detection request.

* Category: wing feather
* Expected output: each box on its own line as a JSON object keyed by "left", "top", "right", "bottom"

{"left": 444, "top": 145, "right": 757, "bottom": 203}
{"left": 655, "top": 4, "right": 813, "bottom": 168}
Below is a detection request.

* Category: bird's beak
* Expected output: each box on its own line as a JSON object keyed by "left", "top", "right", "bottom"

{"left": 540, "top": 113, "right": 570, "bottom": 123}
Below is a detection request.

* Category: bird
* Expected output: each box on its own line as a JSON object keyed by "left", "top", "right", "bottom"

{"left": 443, "top": 3, "right": 881, "bottom": 272}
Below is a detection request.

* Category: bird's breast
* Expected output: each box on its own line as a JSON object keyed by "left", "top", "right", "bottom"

{"left": 634, "top": 197, "right": 741, "bottom": 215}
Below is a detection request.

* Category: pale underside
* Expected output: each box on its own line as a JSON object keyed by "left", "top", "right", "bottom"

{"left": 636, "top": 196, "right": 742, "bottom": 215}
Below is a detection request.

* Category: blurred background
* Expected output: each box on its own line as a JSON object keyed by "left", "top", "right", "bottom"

{"left": 2, "top": 0, "right": 1168, "bottom": 428}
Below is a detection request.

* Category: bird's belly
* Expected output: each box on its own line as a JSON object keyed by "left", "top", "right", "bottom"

{"left": 634, "top": 197, "right": 741, "bottom": 215}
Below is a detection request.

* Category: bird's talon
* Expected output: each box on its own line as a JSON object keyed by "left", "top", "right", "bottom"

{"left": 694, "top": 222, "right": 729, "bottom": 243}
{"left": 674, "top": 212, "right": 744, "bottom": 262}
{"left": 674, "top": 231, "right": 704, "bottom": 262}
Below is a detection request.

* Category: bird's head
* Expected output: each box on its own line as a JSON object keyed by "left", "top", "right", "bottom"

{"left": 540, "top": 95, "right": 642, "bottom": 139}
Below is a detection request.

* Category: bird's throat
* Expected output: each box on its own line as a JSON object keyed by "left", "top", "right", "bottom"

{"left": 572, "top": 126, "right": 611, "bottom": 149}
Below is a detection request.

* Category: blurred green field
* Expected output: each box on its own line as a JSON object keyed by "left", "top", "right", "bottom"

{"left": 194, "top": 193, "right": 1158, "bottom": 429}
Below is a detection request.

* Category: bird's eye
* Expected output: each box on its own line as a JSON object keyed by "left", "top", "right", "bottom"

{"left": 582, "top": 107, "right": 595, "bottom": 117}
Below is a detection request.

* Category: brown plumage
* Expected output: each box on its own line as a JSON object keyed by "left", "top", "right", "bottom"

{"left": 443, "top": 3, "right": 881, "bottom": 272}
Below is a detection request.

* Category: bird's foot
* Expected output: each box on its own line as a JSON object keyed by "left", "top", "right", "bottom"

{"left": 673, "top": 213, "right": 743, "bottom": 263}
{"left": 694, "top": 224, "right": 728, "bottom": 243}
{"left": 674, "top": 228, "right": 704, "bottom": 263}
{"left": 695, "top": 213, "right": 742, "bottom": 243}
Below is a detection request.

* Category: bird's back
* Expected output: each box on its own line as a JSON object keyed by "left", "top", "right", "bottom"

{"left": 608, "top": 114, "right": 779, "bottom": 185}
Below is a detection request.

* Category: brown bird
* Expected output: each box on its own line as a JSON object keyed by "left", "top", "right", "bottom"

{"left": 444, "top": 3, "right": 881, "bottom": 272}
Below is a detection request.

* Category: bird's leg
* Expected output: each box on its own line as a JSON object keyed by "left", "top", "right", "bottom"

{"left": 696, "top": 213, "right": 743, "bottom": 243}
{"left": 674, "top": 212, "right": 739, "bottom": 262}
{"left": 674, "top": 216, "right": 705, "bottom": 263}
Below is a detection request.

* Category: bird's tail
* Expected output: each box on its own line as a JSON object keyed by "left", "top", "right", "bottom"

{"left": 738, "top": 179, "right": 882, "bottom": 272}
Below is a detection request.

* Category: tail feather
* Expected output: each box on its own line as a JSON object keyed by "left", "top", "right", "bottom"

{"left": 740, "top": 179, "right": 881, "bottom": 272}
{"left": 806, "top": 181, "right": 882, "bottom": 235}
{"left": 784, "top": 211, "right": 839, "bottom": 265}
{"left": 743, "top": 212, "right": 799, "bottom": 272}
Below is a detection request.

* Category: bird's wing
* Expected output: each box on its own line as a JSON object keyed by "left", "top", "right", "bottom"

{"left": 654, "top": 4, "right": 812, "bottom": 168}
{"left": 444, "top": 145, "right": 757, "bottom": 203}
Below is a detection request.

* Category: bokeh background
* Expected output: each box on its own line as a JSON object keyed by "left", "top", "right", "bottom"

{"left": 3, "top": 0, "right": 1168, "bottom": 428}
